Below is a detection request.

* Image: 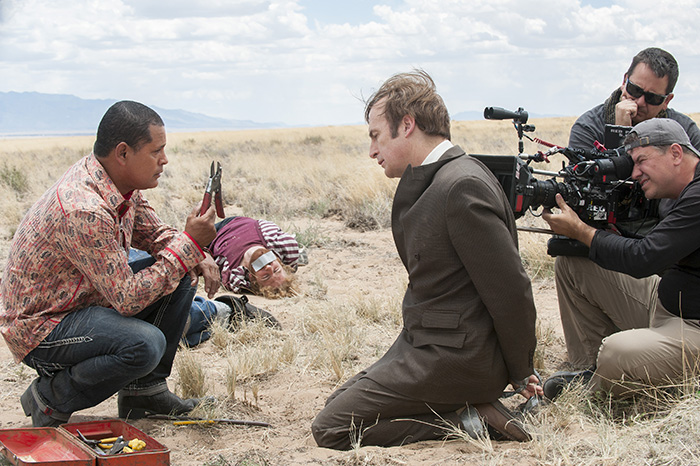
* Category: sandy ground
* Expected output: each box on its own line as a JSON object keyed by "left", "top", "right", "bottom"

{"left": 0, "top": 218, "right": 565, "bottom": 466}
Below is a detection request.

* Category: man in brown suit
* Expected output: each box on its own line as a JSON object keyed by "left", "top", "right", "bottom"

{"left": 311, "top": 70, "right": 542, "bottom": 449}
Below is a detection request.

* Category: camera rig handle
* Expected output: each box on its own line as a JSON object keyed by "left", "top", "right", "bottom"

{"left": 484, "top": 107, "right": 535, "bottom": 155}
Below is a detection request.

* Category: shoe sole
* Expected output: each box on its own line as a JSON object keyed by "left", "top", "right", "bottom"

{"left": 474, "top": 401, "right": 531, "bottom": 442}
{"left": 543, "top": 370, "right": 594, "bottom": 400}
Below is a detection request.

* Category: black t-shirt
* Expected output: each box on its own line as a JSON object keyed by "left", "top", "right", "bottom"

{"left": 590, "top": 163, "right": 700, "bottom": 318}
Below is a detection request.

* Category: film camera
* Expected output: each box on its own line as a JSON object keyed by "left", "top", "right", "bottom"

{"left": 472, "top": 107, "right": 659, "bottom": 256}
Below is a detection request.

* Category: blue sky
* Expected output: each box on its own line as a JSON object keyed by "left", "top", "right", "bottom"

{"left": 2, "top": 0, "right": 700, "bottom": 128}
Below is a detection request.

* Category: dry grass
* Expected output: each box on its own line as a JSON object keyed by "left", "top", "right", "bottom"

{"left": 534, "top": 319, "right": 562, "bottom": 372}
{"left": 176, "top": 346, "right": 208, "bottom": 399}
{"left": 3, "top": 114, "right": 700, "bottom": 465}
{"left": 295, "top": 287, "right": 404, "bottom": 383}
{"left": 0, "top": 116, "right": 582, "bottom": 276}
{"left": 0, "top": 117, "right": 580, "bottom": 273}
{"left": 526, "top": 377, "right": 700, "bottom": 465}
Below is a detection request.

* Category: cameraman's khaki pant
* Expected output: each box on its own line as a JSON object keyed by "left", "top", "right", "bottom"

{"left": 592, "top": 305, "right": 700, "bottom": 396}
{"left": 556, "top": 256, "right": 700, "bottom": 395}
{"left": 555, "top": 256, "right": 657, "bottom": 368}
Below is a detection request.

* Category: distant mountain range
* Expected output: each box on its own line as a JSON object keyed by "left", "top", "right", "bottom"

{"left": 451, "top": 110, "right": 485, "bottom": 121}
{"left": 0, "top": 91, "right": 283, "bottom": 137}
{"left": 0, "top": 91, "right": 563, "bottom": 137}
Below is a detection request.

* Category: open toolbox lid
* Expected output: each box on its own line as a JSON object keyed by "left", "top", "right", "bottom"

{"left": 0, "top": 420, "right": 169, "bottom": 466}
{"left": 0, "top": 427, "right": 95, "bottom": 466}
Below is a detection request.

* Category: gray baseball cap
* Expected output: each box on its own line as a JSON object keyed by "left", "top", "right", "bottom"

{"left": 625, "top": 118, "right": 700, "bottom": 158}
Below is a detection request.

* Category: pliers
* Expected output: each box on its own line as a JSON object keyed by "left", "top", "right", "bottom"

{"left": 200, "top": 161, "right": 225, "bottom": 218}
{"left": 76, "top": 430, "right": 104, "bottom": 456}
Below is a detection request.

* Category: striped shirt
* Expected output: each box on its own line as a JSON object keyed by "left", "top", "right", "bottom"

{"left": 212, "top": 219, "right": 299, "bottom": 292}
{"left": 0, "top": 153, "right": 205, "bottom": 362}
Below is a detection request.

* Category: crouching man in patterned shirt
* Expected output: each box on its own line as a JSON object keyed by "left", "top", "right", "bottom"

{"left": 0, "top": 101, "right": 220, "bottom": 427}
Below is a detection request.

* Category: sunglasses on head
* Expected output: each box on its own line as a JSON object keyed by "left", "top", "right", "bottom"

{"left": 625, "top": 78, "right": 668, "bottom": 106}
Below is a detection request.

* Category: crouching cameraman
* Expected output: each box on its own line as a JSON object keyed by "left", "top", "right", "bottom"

{"left": 542, "top": 118, "right": 700, "bottom": 398}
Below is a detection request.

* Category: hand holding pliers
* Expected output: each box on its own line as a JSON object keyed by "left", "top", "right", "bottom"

{"left": 200, "top": 161, "right": 225, "bottom": 218}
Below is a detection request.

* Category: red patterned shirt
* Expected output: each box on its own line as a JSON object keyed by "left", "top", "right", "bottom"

{"left": 0, "top": 153, "right": 205, "bottom": 362}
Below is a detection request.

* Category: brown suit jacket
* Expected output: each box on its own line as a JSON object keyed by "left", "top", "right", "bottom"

{"left": 365, "top": 146, "right": 537, "bottom": 404}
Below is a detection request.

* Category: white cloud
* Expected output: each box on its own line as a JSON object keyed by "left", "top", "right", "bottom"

{"left": 125, "top": 0, "right": 272, "bottom": 19}
{"left": 2, "top": 0, "right": 700, "bottom": 126}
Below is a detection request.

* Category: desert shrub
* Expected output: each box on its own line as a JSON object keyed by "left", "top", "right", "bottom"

{"left": 222, "top": 320, "right": 295, "bottom": 382}
{"left": 342, "top": 197, "right": 392, "bottom": 231}
{"left": 176, "top": 347, "right": 207, "bottom": 398}
{"left": 0, "top": 163, "right": 29, "bottom": 194}
{"left": 302, "top": 135, "right": 324, "bottom": 145}
{"left": 285, "top": 222, "right": 331, "bottom": 248}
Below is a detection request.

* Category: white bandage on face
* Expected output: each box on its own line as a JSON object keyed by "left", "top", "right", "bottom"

{"left": 251, "top": 251, "right": 277, "bottom": 272}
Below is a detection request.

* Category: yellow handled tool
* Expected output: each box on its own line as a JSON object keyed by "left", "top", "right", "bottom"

{"left": 173, "top": 420, "right": 216, "bottom": 426}
{"left": 146, "top": 414, "right": 271, "bottom": 427}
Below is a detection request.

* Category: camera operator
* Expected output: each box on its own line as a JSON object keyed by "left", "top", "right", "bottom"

{"left": 542, "top": 118, "right": 700, "bottom": 398}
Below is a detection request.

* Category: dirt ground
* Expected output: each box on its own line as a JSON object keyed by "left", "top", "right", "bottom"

{"left": 0, "top": 218, "right": 565, "bottom": 466}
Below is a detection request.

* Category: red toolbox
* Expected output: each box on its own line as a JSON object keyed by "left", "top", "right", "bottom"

{"left": 0, "top": 420, "right": 169, "bottom": 466}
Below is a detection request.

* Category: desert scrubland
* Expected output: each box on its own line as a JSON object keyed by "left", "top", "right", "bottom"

{"left": 1, "top": 115, "right": 700, "bottom": 465}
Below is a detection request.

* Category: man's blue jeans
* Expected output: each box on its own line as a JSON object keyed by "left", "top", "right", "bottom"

{"left": 22, "top": 252, "right": 195, "bottom": 416}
